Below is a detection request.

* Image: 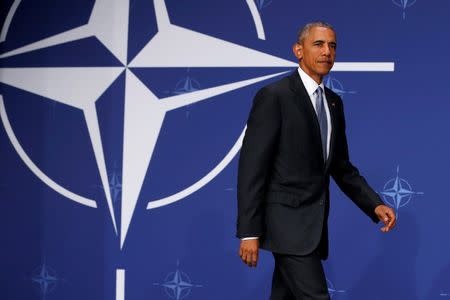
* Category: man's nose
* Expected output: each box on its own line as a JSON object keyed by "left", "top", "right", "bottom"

{"left": 323, "top": 45, "right": 331, "bottom": 56}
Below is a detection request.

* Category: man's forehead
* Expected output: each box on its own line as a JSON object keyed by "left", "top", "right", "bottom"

{"left": 308, "top": 26, "right": 336, "bottom": 41}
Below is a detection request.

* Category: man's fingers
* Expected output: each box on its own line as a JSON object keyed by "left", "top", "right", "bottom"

{"left": 381, "top": 210, "right": 396, "bottom": 232}
{"left": 241, "top": 252, "right": 248, "bottom": 263}
{"left": 387, "top": 210, "right": 396, "bottom": 228}
{"left": 375, "top": 205, "right": 397, "bottom": 233}
{"left": 382, "top": 208, "right": 396, "bottom": 230}
{"left": 379, "top": 208, "right": 395, "bottom": 229}
{"left": 239, "top": 240, "right": 259, "bottom": 267}
{"left": 383, "top": 211, "right": 390, "bottom": 225}
{"left": 241, "top": 248, "right": 250, "bottom": 264}
{"left": 245, "top": 250, "right": 252, "bottom": 266}
{"left": 247, "top": 250, "right": 255, "bottom": 266}
{"left": 240, "top": 248, "right": 258, "bottom": 267}
{"left": 251, "top": 250, "right": 258, "bottom": 267}
{"left": 247, "top": 251, "right": 253, "bottom": 266}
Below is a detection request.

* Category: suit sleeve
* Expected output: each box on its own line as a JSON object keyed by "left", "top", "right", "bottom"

{"left": 236, "top": 87, "right": 280, "bottom": 238}
{"left": 330, "top": 98, "right": 384, "bottom": 223}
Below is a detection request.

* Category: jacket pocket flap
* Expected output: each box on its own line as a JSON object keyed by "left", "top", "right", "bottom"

{"left": 265, "top": 191, "right": 305, "bottom": 207}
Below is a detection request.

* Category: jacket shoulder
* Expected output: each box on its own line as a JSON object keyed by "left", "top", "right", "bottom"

{"left": 256, "top": 75, "right": 293, "bottom": 98}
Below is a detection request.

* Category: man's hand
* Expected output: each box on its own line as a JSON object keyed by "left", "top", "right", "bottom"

{"left": 375, "top": 205, "right": 396, "bottom": 232}
{"left": 239, "top": 239, "right": 259, "bottom": 267}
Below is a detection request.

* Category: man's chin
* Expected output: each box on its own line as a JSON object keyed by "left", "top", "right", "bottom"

{"left": 316, "top": 71, "right": 331, "bottom": 78}
{"left": 318, "top": 67, "right": 333, "bottom": 76}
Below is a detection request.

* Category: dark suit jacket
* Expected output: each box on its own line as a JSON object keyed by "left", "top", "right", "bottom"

{"left": 236, "top": 70, "right": 383, "bottom": 259}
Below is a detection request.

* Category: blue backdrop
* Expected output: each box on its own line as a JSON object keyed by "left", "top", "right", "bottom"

{"left": 1, "top": 0, "right": 449, "bottom": 299}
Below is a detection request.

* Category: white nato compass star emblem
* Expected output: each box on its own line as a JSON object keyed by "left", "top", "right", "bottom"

{"left": 0, "top": 1, "right": 394, "bottom": 299}
{"left": 153, "top": 260, "right": 202, "bottom": 300}
{"left": 380, "top": 166, "right": 423, "bottom": 218}
{"left": 0, "top": 0, "right": 297, "bottom": 250}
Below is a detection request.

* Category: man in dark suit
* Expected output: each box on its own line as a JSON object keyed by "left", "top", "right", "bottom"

{"left": 236, "top": 21, "right": 396, "bottom": 299}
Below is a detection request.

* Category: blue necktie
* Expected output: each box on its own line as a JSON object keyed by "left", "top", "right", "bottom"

{"left": 314, "top": 86, "right": 328, "bottom": 161}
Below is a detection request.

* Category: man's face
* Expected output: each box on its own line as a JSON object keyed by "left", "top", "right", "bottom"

{"left": 293, "top": 26, "right": 337, "bottom": 83}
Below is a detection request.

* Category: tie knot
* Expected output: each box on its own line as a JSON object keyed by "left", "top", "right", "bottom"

{"left": 315, "top": 86, "right": 323, "bottom": 96}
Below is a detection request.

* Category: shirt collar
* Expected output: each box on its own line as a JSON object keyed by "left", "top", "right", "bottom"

{"left": 297, "top": 66, "right": 325, "bottom": 97}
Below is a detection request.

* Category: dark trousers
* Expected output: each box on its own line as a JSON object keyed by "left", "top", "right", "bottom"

{"left": 269, "top": 251, "right": 330, "bottom": 300}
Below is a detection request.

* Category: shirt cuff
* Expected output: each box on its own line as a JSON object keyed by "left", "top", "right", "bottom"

{"left": 241, "top": 237, "right": 259, "bottom": 240}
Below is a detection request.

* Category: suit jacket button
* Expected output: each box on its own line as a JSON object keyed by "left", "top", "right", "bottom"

{"left": 319, "top": 200, "right": 324, "bottom": 205}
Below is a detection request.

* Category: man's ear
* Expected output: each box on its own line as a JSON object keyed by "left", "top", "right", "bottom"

{"left": 292, "top": 42, "right": 302, "bottom": 60}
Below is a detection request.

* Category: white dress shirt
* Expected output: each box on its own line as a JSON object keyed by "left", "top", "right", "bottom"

{"left": 241, "top": 67, "right": 332, "bottom": 241}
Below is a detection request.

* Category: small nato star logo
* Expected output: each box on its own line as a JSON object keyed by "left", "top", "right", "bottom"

{"left": 169, "top": 70, "right": 201, "bottom": 118}
{"left": 326, "top": 278, "right": 346, "bottom": 298}
{"left": 92, "top": 162, "right": 122, "bottom": 203}
{"left": 324, "top": 76, "right": 356, "bottom": 99}
{"left": 108, "top": 170, "right": 122, "bottom": 203}
{"left": 154, "top": 260, "right": 203, "bottom": 299}
{"left": 380, "top": 166, "right": 423, "bottom": 218}
{"left": 254, "top": 0, "right": 273, "bottom": 11}
{"left": 31, "top": 263, "right": 59, "bottom": 298}
{"left": 173, "top": 75, "right": 201, "bottom": 95}
{"left": 392, "top": 0, "right": 417, "bottom": 19}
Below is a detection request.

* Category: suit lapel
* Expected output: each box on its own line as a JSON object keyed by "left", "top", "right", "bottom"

{"left": 324, "top": 87, "right": 338, "bottom": 172}
{"left": 289, "top": 71, "right": 339, "bottom": 172}
{"left": 288, "top": 71, "right": 325, "bottom": 166}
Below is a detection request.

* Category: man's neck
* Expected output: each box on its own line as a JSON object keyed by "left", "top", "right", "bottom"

{"left": 298, "top": 64, "right": 322, "bottom": 84}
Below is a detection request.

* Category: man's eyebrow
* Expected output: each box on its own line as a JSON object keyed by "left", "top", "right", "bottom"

{"left": 313, "top": 40, "right": 337, "bottom": 46}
